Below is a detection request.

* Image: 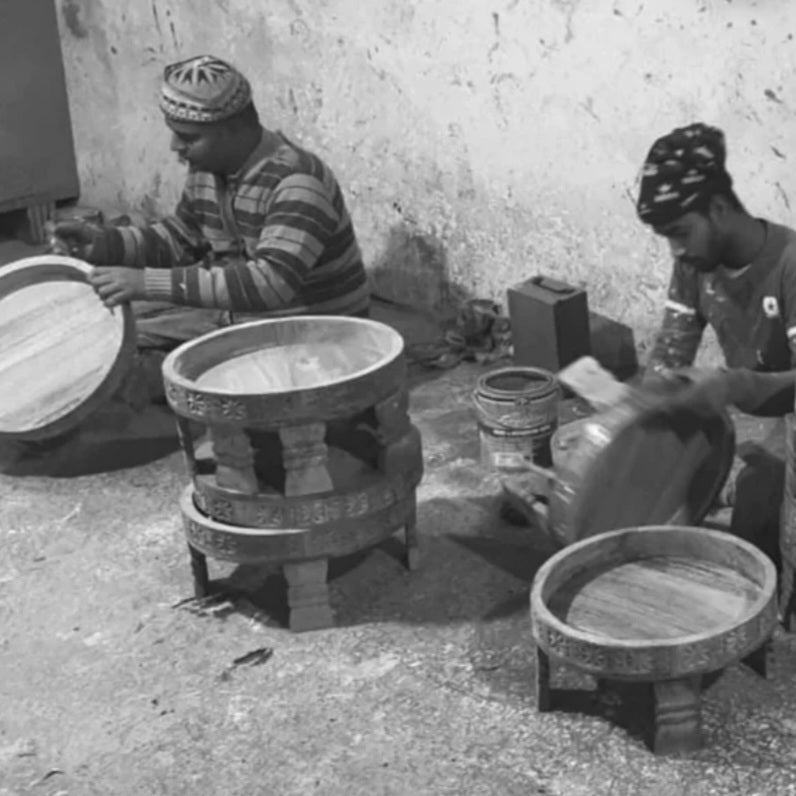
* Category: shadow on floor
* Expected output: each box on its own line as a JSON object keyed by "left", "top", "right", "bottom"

{"left": 0, "top": 404, "right": 184, "bottom": 477}
{"left": 196, "top": 493, "right": 556, "bottom": 634}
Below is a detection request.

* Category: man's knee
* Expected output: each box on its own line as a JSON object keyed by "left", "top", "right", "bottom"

{"left": 132, "top": 303, "right": 228, "bottom": 351}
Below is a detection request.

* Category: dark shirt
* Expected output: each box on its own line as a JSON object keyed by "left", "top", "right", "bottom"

{"left": 648, "top": 221, "right": 796, "bottom": 374}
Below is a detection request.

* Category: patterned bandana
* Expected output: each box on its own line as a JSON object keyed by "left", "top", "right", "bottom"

{"left": 636, "top": 122, "right": 732, "bottom": 226}
{"left": 160, "top": 55, "right": 252, "bottom": 124}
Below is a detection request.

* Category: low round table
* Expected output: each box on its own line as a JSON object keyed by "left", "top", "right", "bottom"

{"left": 530, "top": 525, "right": 777, "bottom": 754}
{"left": 162, "top": 315, "right": 423, "bottom": 632}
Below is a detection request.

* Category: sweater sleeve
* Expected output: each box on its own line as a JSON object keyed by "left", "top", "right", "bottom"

{"left": 89, "top": 190, "right": 211, "bottom": 270}
{"left": 778, "top": 240, "right": 796, "bottom": 367}
{"left": 146, "top": 173, "right": 338, "bottom": 311}
{"left": 645, "top": 259, "right": 707, "bottom": 379}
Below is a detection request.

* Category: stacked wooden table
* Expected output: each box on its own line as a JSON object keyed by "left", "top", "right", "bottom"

{"left": 162, "top": 316, "right": 423, "bottom": 632}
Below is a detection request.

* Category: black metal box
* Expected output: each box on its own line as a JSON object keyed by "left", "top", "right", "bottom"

{"left": 507, "top": 275, "right": 591, "bottom": 371}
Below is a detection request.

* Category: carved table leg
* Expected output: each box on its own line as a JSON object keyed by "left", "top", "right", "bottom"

{"left": 280, "top": 423, "right": 333, "bottom": 496}
{"left": 189, "top": 544, "right": 210, "bottom": 598}
{"left": 404, "top": 502, "right": 421, "bottom": 571}
{"left": 651, "top": 676, "right": 702, "bottom": 754}
{"left": 176, "top": 417, "right": 200, "bottom": 479}
{"left": 210, "top": 425, "right": 258, "bottom": 494}
{"left": 781, "top": 561, "right": 796, "bottom": 631}
{"left": 374, "top": 390, "right": 423, "bottom": 569}
{"left": 535, "top": 647, "right": 553, "bottom": 711}
{"left": 283, "top": 559, "right": 334, "bottom": 632}
{"left": 743, "top": 638, "right": 774, "bottom": 678}
{"left": 374, "top": 390, "right": 414, "bottom": 473}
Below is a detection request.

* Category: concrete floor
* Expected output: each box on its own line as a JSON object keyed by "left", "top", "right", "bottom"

{"left": 3, "top": 249, "right": 796, "bottom": 794}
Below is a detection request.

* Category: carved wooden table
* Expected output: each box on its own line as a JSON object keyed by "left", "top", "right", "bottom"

{"left": 530, "top": 526, "right": 777, "bottom": 754}
{"left": 162, "top": 316, "right": 423, "bottom": 632}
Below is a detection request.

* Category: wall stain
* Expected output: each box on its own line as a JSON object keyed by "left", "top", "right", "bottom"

{"left": 551, "top": 0, "right": 578, "bottom": 43}
{"left": 764, "top": 88, "right": 784, "bottom": 104}
{"left": 152, "top": 1, "right": 163, "bottom": 40}
{"left": 580, "top": 97, "right": 600, "bottom": 122}
{"left": 772, "top": 146, "right": 786, "bottom": 159}
{"left": 62, "top": 0, "right": 89, "bottom": 38}
{"left": 776, "top": 182, "right": 791, "bottom": 211}
{"left": 166, "top": 8, "right": 180, "bottom": 52}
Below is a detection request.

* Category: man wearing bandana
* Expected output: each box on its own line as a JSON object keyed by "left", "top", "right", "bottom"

{"left": 638, "top": 122, "right": 796, "bottom": 570}
{"left": 52, "top": 55, "right": 370, "bottom": 375}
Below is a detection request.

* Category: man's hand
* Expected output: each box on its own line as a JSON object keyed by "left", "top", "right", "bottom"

{"left": 88, "top": 267, "right": 146, "bottom": 308}
{"left": 48, "top": 220, "right": 101, "bottom": 259}
{"left": 651, "top": 366, "right": 732, "bottom": 417}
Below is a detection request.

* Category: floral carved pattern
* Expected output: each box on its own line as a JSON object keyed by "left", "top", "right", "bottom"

{"left": 532, "top": 594, "right": 777, "bottom": 679}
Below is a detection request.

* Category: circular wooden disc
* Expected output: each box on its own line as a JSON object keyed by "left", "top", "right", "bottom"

{"left": 0, "top": 255, "right": 135, "bottom": 440}
{"left": 163, "top": 316, "right": 405, "bottom": 426}
{"left": 531, "top": 526, "right": 777, "bottom": 679}
{"left": 180, "top": 483, "right": 416, "bottom": 564}
{"left": 547, "top": 402, "right": 735, "bottom": 546}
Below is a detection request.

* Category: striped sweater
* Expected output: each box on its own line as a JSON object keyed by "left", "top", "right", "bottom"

{"left": 90, "top": 130, "right": 370, "bottom": 316}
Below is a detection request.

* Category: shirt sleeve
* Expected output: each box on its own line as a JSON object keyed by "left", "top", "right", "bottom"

{"left": 645, "top": 260, "right": 707, "bottom": 378}
{"left": 145, "top": 173, "right": 339, "bottom": 311}
{"left": 89, "top": 190, "right": 210, "bottom": 269}
{"left": 778, "top": 240, "right": 796, "bottom": 367}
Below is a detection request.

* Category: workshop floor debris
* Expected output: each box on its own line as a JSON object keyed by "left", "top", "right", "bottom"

{"left": 2, "top": 245, "right": 796, "bottom": 794}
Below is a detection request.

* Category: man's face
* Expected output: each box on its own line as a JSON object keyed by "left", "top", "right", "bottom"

{"left": 166, "top": 118, "right": 234, "bottom": 173}
{"left": 654, "top": 211, "right": 723, "bottom": 273}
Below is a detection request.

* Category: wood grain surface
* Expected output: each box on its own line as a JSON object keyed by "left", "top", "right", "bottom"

{"left": 531, "top": 526, "right": 777, "bottom": 687}
{"left": 172, "top": 316, "right": 402, "bottom": 393}
{"left": 548, "top": 555, "right": 759, "bottom": 640}
{"left": 0, "top": 257, "right": 129, "bottom": 436}
{"left": 548, "top": 401, "right": 734, "bottom": 546}
{"left": 196, "top": 339, "right": 387, "bottom": 393}
{"left": 163, "top": 316, "right": 406, "bottom": 426}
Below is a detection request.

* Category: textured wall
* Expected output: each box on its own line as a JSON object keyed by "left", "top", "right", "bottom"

{"left": 56, "top": 0, "right": 796, "bottom": 354}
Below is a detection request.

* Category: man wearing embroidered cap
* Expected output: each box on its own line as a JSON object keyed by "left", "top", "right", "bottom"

{"left": 639, "top": 122, "right": 796, "bottom": 381}
{"left": 53, "top": 55, "right": 370, "bottom": 360}
{"left": 637, "top": 122, "right": 796, "bottom": 567}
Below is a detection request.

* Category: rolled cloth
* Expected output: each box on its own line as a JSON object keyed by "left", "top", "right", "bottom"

{"left": 636, "top": 122, "right": 732, "bottom": 226}
{"left": 160, "top": 54, "right": 252, "bottom": 123}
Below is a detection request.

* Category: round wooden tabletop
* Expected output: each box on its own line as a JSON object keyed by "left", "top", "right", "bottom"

{"left": 162, "top": 315, "right": 406, "bottom": 426}
{"left": 531, "top": 525, "right": 777, "bottom": 680}
{"left": 0, "top": 255, "right": 135, "bottom": 440}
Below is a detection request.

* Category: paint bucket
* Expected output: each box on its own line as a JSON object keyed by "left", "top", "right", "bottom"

{"left": 473, "top": 366, "right": 560, "bottom": 472}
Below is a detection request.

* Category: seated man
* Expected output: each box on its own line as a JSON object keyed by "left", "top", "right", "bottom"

{"left": 637, "top": 122, "right": 796, "bottom": 565}
{"left": 55, "top": 54, "right": 369, "bottom": 400}
{"left": 6, "top": 55, "right": 369, "bottom": 475}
